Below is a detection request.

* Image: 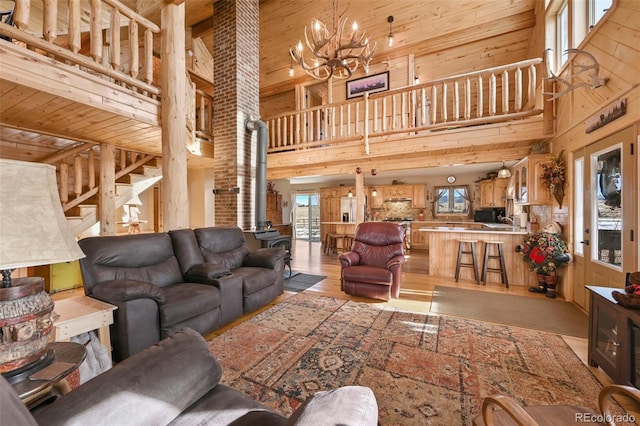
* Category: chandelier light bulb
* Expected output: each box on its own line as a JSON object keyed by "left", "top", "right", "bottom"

{"left": 297, "top": 41, "right": 303, "bottom": 52}
{"left": 288, "top": 67, "right": 294, "bottom": 77}
{"left": 352, "top": 21, "right": 358, "bottom": 31}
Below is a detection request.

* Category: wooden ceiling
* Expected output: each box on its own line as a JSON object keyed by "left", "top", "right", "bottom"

{"left": 0, "top": 0, "right": 540, "bottom": 175}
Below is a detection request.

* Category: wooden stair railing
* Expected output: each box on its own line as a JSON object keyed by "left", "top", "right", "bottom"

{"left": 42, "top": 144, "right": 160, "bottom": 213}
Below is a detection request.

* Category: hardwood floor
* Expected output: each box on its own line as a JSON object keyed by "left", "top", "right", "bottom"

{"left": 208, "top": 239, "right": 640, "bottom": 417}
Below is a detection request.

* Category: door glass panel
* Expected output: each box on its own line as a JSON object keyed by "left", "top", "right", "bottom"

{"left": 295, "top": 194, "right": 320, "bottom": 241}
{"left": 574, "top": 157, "right": 584, "bottom": 256}
{"left": 592, "top": 146, "right": 622, "bottom": 267}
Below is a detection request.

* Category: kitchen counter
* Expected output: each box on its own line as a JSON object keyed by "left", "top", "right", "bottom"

{"left": 418, "top": 227, "right": 535, "bottom": 287}
{"left": 419, "top": 225, "right": 528, "bottom": 235}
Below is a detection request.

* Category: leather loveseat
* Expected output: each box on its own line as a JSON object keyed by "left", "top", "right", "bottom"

{"left": 1, "top": 328, "right": 379, "bottom": 426}
{"left": 78, "top": 227, "right": 284, "bottom": 362}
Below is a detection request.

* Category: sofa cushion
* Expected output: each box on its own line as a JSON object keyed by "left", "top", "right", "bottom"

{"left": 160, "top": 283, "right": 221, "bottom": 327}
{"left": 343, "top": 265, "right": 393, "bottom": 285}
{"left": 285, "top": 386, "right": 378, "bottom": 425}
{"left": 234, "top": 267, "right": 279, "bottom": 295}
{"left": 0, "top": 376, "right": 38, "bottom": 426}
{"left": 32, "top": 328, "right": 222, "bottom": 426}
{"left": 79, "top": 233, "right": 184, "bottom": 292}
{"left": 169, "top": 383, "right": 285, "bottom": 426}
{"left": 195, "top": 226, "right": 249, "bottom": 270}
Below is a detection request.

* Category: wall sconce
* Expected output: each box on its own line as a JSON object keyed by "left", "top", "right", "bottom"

{"left": 348, "top": 189, "right": 353, "bottom": 197}
{"left": 387, "top": 16, "right": 394, "bottom": 47}
{"left": 371, "top": 188, "right": 378, "bottom": 197}
{"left": 356, "top": 166, "right": 362, "bottom": 174}
{"left": 371, "top": 168, "right": 377, "bottom": 176}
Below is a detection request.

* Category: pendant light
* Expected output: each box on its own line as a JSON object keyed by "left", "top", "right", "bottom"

{"left": 497, "top": 162, "right": 511, "bottom": 179}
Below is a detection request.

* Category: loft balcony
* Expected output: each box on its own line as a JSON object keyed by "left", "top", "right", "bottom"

{"left": 264, "top": 58, "right": 555, "bottom": 180}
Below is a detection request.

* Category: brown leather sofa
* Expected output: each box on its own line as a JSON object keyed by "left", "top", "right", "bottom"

{"left": 1, "top": 328, "right": 379, "bottom": 425}
{"left": 78, "top": 227, "right": 284, "bottom": 362}
{"left": 338, "top": 222, "right": 406, "bottom": 301}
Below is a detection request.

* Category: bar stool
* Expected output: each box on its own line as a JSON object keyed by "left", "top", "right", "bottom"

{"left": 343, "top": 234, "right": 354, "bottom": 252}
{"left": 324, "top": 233, "right": 343, "bottom": 255}
{"left": 481, "top": 241, "right": 509, "bottom": 287}
{"left": 455, "top": 239, "right": 480, "bottom": 284}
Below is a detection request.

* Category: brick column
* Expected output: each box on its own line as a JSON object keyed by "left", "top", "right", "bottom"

{"left": 213, "top": 0, "right": 259, "bottom": 228}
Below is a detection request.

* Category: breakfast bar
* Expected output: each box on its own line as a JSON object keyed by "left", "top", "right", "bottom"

{"left": 419, "top": 225, "right": 537, "bottom": 287}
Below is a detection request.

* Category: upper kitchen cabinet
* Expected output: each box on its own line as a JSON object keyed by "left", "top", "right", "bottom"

{"left": 412, "top": 185, "right": 426, "bottom": 209}
{"left": 511, "top": 155, "right": 551, "bottom": 205}
{"left": 382, "top": 185, "right": 414, "bottom": 199}
{"left": 479, "top": 178, "right": 508, "bottom": 208}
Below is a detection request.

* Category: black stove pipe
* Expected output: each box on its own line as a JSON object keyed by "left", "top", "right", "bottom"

{"left": 245, "top": 117, "right": 268, "bottom": 230}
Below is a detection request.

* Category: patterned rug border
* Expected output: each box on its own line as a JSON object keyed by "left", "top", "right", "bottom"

{"left": 208, "top": 292, "right": 626, "bottom": 425}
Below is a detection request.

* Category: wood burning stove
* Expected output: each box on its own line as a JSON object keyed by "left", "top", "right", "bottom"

{"left": 243, "top": 230, "right": 292, "bottom": 275}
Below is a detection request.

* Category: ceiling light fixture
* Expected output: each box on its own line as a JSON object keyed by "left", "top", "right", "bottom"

{"left": 387, "top": 16, "right": 394, "bottom": 47}
{"left": 497, "top": 162, "right": 512, "bottom": 178}
{"left": 288, "top": 54, "right": 295, "bottom": 77}
{"left": 289, "top": 0, "right": 375, "bottom": 81}
{"left": 371, "top": 188, "right": 377, "bottom": 197}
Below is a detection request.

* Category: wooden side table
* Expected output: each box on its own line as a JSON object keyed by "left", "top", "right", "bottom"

{"left": 3, "top": 342, "right": 86, "bottom": 409}
{"left": 52, "top": 296, "right": 117, "bottom": 364}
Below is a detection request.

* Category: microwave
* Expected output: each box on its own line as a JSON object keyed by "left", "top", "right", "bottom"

{"left": 473, "top": 208, "right": 505, "bottom": 223}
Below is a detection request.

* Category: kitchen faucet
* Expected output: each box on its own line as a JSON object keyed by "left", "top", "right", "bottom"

{"left": 498, "top": 214, "right": 516, "bottom": 226}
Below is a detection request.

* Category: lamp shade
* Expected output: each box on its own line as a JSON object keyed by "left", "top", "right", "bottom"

{"left": 0, "top": 159, "right": 85, "bottom": 271}
{"left": 497, "top": 162, "right": 512, "bottom": 179}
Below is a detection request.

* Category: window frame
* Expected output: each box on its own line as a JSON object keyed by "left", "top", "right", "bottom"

{"left": 434, "top": 185, "right": 471, "bottom": 217}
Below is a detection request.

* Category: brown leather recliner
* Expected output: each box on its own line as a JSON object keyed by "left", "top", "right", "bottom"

{"left": 338, "top": 222, "right": 406, "bottom": 301}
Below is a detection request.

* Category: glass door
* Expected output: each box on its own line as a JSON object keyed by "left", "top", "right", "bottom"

{"left": 294, "top": 193, "right": 320, "bottom": 242}
{"left": 581, "top": 127, "right": 635, "bottom": 290}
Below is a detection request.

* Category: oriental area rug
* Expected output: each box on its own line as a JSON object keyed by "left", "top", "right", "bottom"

{"left": 207, "top": 293, "right": 625, "bottom": 425}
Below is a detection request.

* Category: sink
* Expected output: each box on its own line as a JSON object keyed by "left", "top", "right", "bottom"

{"left": 482, "top": 223, "right": 517, "bottom": 230}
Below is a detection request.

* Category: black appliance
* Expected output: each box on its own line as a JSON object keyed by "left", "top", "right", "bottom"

{"left": 473, "top": 208, "right": 505, "bottom": 223}
{"left": 243, "top": 229, "right": 292, "bottom": 275}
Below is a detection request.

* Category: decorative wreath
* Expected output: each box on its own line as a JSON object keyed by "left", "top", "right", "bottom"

{"left": 520, "top": 222, "right": 571, "bottom": 275}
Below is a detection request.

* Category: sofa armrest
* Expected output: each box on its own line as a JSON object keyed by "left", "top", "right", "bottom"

{"left": 32, "top": 328, "right": 222, "bottom": 426}
{"left": 184, "top": 263, "right": 231, "bottom": 282}
{"left": 338, "top": 251, "right": 360, "bottom": 267}
{"left": 91, "top": 279, "right": 165, "bottom": 304}
{"left": 285, "top": 386, "right": 378, "bottom": 426}
{"left": 243, "top": 247, "right": 284, "bottom": 269}
{"left": 386, "top": 254, "right": 406, "bottom": 270}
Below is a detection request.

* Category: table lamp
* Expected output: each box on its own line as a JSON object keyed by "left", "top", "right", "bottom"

{"left": 0, "top": 159, "right": 86, "bottom": 373}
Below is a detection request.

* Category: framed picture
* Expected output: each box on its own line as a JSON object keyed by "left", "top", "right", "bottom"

{"left": 346, "top": 71, "right": 389, "bottom": 99}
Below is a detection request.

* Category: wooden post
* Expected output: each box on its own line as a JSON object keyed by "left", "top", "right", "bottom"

{"left": 99, "top": 143, "right": 116, "bottom": 236}
{"left": 355, "top": 172, "right": 365, "bottom": 224}
{"left": 161, "top": 2, "right": 189, "bottom": 231}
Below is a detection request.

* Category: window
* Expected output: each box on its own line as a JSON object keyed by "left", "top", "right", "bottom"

{"left": 556, "top": 1, "right": 569, "bottom": 68}
{"left": 434, "top": 185, "right": 470, "bottom": 216}
{"left": 589, "top": 0, "right": 612, "bottom": 29}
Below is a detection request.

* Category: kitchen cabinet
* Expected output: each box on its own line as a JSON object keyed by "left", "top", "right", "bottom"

{"left": 479, "top": 178, "right": 508, "bottom": 208}
{"left": 410, "top": 222, "right": 429, "bottom": 249}
{"left": 266, "top": 193, "right": 282, "bottom": 224}
{"left": 382, "top": 185, "right": 413, "bottom": 199}
{"left": 412, "top": 185, "right": 426, "bottom": 208}
{"left": 587, "top": 286, "right": 640, "bottom": 386}
{"left": 511, "top": 155, "right": 550, "bottom": 205}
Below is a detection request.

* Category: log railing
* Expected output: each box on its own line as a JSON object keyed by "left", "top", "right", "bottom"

{"left": 195, "top": 89, "right": 214, "bottom": 142}
{"left": 43, "top": 143, "right": 157, "bottom": 212}
{"left": 264, "top": 58, "right": 545, "bottom": 153}
{"left": 0, "top": 0, "right": 161, "bottom": 97}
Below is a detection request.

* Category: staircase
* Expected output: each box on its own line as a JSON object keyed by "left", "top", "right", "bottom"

{"left": 45, "top": 145, "right": 162, "bottom": 238}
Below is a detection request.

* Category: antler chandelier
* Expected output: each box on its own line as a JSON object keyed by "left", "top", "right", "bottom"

{"left": 289, "top": 0, "right": 375, "bottom": 81}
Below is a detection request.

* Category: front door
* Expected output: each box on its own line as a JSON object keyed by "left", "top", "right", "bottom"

{"left": 575, "top": 126, "right": 636, "bottom": 311}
